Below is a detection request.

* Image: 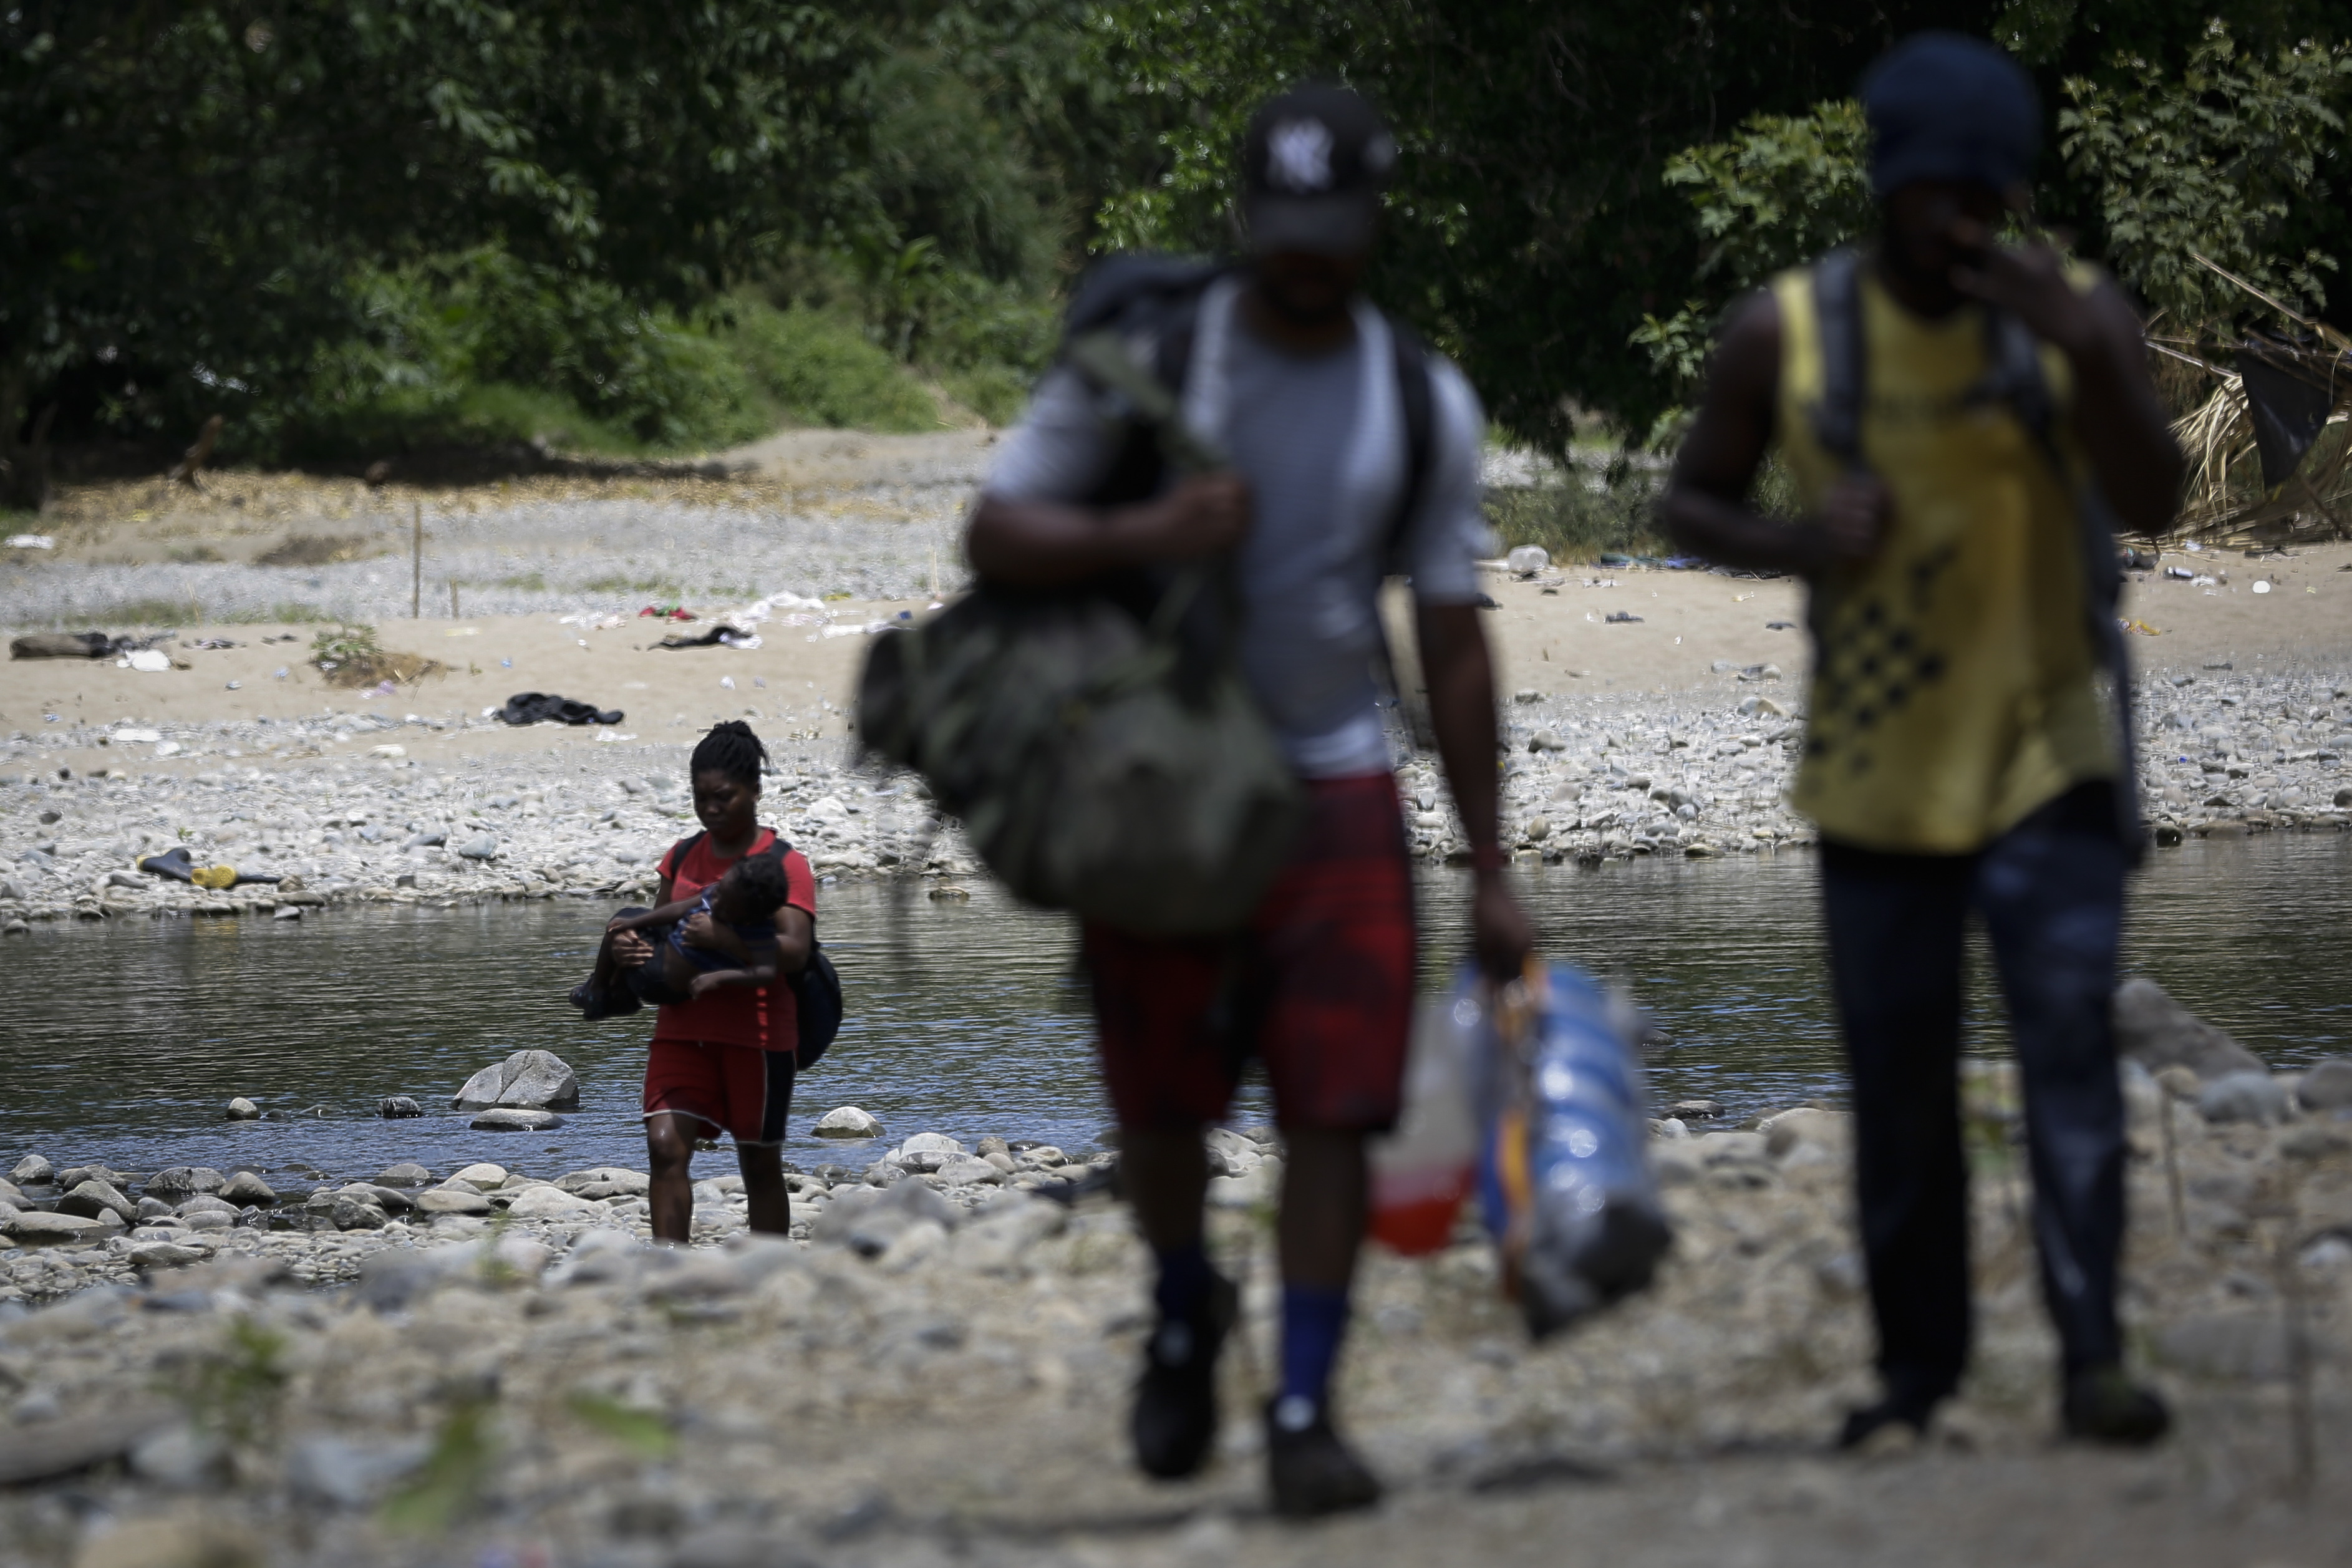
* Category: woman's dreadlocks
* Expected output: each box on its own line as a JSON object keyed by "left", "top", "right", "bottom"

{"left": 690, "top": 720, "right": 768, "bottom": 786}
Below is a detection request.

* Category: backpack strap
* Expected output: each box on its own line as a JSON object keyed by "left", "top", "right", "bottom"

{"left": 1383, "top": 319, "right": 1436, "bottom": 575}
{"left": 1809, "top": 248, "right": 1868, "bottom": 470}
{"left": 1968, "top": 306, "right": 2144, "bottom": 863}
{"left": 661, "top": 829, "right": 707, "bottom": 886}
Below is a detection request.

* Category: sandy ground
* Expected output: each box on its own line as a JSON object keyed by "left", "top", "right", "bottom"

{"left": 6, "top": 427, "right": 2349, "bottom": 775}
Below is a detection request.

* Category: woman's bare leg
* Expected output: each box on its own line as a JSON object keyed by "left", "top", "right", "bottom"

{"left": 646, "top": 1112, "right": 698, "bottom": 1242}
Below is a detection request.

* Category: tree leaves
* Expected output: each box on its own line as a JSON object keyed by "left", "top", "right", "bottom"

{"left": 2059, "top": 26, "right": 2351, "bottom": 329}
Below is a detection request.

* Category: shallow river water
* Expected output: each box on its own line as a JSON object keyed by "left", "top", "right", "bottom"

{"left": 2, "top": 833, "right": 2346, "bottom": 1183}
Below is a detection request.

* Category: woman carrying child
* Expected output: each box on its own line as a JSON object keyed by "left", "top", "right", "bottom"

{"left": 577, "top": 721, "right": 818, "bottom": 1243}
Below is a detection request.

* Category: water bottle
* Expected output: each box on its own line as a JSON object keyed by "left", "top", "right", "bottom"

{"left": 1474, "top": 962, "right": 1672, "bottom": 1338}
{"left": 1368, "top": 993, "right": 1481, "bottom": 1255}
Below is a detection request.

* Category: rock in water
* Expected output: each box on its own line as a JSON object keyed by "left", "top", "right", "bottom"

{"left": 223, "top": 1097, "right": 260, "bottom": 1121}
{"left": 2297, "top": 1057, "right": 2352, "bottom": 1111}
{"left": 471, "top": 1108, "right": 563, "bottom": 1131}
{"left": 375, "top": 1163, "right": 435, "bottom": 1187}
{"left": 811, "top": 1106, "right": 884, "bottom": 1140}
{"left": 58, "top": 1179, "right": 137, "bottom": 1222}
{"left": 378, "top": 1095, "right": 423, "bottom": 1119}
{"left": 220, "top": 1171, "right": 278, "bottom": 1206}
{"left": 145, "top": 1166, "right": 225, "bottom": 1201}
{"left": 9, "top": 1154, "right": 52, "bottom": 1186}
{"left": 451, "top": 1048, "right": 580, "bottom": 1110}
{"left": 2112, "top": 977, "right": 2266, "bottom": 1080}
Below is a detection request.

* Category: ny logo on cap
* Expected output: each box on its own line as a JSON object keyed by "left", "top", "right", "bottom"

{"left": 1267, "top": 118, "right": 1334, "bottom": 193}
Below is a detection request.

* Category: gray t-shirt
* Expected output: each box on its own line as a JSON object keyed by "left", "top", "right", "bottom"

{"left": 981, "top": 278, "right": 1487, "bottom": 778}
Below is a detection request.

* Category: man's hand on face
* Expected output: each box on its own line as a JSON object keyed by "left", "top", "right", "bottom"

{"left": 1124, "top": 471, "right": 1251, "bottom": 561}
{"left": 1471, "top": 873, "right": 1535, "bottom": 980}
{"left": 1945, "top": 218, "right": 2096, "bottom": 359}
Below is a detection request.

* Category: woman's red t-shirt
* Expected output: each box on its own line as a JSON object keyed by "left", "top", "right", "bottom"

{"left": 651, "top": 828, "right": 817, "bottom": 1053}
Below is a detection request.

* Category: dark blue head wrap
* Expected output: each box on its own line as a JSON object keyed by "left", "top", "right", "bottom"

{"left": 1862, "top": 33, "right": 2041, "bottom": 198}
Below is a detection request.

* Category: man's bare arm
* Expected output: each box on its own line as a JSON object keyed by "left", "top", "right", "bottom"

{"left": 1659, "top": 291, "right": 1891, "bottom": 576}
{"left": 1416, "top": 601, "right": 1532, "bottom": 977}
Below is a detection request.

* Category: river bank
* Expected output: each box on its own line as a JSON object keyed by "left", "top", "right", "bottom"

{"left": 2, "top": 644, "right": 2346, "bottom": 931}
{"left": 6, "top": 454, "right": 2351, "bottom": 929}
{"left": 1, "top": 1045, "right": 2347, "bottom": 1568}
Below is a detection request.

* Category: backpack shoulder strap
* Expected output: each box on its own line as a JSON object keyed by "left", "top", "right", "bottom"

{"left": 663, "top": 829, "right": 707, "bottom": 880}
{"left": 1382, "top": 317, "right": 1436, "bottom": 575}
{"left": 1810, "top": 248, "right": 1868, "bottom": 470}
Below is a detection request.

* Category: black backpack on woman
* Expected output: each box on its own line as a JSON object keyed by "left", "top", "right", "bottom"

{"left": 662, "top": 830, "right": 842, "bottom": 1069}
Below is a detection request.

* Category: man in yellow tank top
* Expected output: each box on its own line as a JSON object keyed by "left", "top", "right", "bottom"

{"left": 1662, "top": 34, "right": 2184, "bottom": 1449}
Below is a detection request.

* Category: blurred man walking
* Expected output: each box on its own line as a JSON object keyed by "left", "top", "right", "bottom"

{"left": 967, "top": 85, "right": 1530, "bottom": 1514}
{"left": 1661, "top": 34, "right": 2182, "bottom": 1448}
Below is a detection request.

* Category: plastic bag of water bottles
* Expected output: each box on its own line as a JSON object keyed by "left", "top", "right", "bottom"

{"left": 1471, "top": 961, "right": 1672, "bottom": 1338}
{"left": 1367, "top": 994, "right": 1483, "bottom": 1255}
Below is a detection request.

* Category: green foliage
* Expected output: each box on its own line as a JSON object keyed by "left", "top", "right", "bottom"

{"left": 169, "top": 1317, "right": 290, "bottom": 1446}
{"left": 3, "top": 1, "right": 874, "bottom": 460}
{"left": 1631, "top": 100, "right": 1874, "bottom": 427}
{"left": 380, "top": 1396, "right": 496, "bottom": 1534}
{"left": 2059, "top": 26, "right": 2352, "bottom": 327}
{"left": 564, "top": 1390, "right": 677, "bottom": 1458}
{"left": 1673, "top": 101, "right": 1877, "bottom": 292}
{"left": 1484, "top": 466, "right": 1666, "bottom": 564}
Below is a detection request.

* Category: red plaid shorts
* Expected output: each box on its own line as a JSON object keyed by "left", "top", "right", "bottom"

{"left": 1082, "top": 773, "right": 1416, "bottom": 1133}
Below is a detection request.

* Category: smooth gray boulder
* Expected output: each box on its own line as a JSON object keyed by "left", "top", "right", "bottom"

{"left": 470, "top": 1108, "right": 563, "bottom": 1131}
{"left": 450, "top": 1048, "right": 579, "bottom": 1110}
{"left": 6, "top": 1209, "right": 118, "bottom": 1241}
{"left": 811, "top": 1106, "right": 884, "bottom": 1140}
{"left": 145, "top": 1166, "right": 225, "bottom": 1201}
{"left": 2197, "top": 1070, "right": 2294, "bottom": 1126}
{"left": 2296, "top": 1057, "right": 2352, "bottom": 1112}
{"left": 8, "top": 1154, "right": 52, "bottom": 1186}
{"left": 2112, "top": 977, "right": 2266, "bottom": 1080}
{"left": 220, "top": 1171, "right": 278, "bottom": 1206}
{"left": 223, "top": 1098, "right": 260, "bottom": 1120}
{"left": 57, "top": 1179, "right": 137, "bottom": 1222}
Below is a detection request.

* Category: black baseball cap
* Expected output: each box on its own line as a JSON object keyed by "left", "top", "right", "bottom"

{"left": 1241, "top": 84, "right": 1396, "bottom": 257}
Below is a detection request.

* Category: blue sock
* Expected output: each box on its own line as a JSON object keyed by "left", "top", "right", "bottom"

{"left": 1153, "top": 1241, "right": 1212, "bottom": 1321}
{"left": 1279, "top": 1284, "right": 1351, "bottom": 1409}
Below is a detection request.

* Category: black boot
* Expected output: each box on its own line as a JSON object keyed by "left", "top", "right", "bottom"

{"left": 1836, "top": 1390, "right": 1940, "bottom": 1451}
{"left": 2062, "top": 1364, "right": 2170, "bottom": 1445}
{"left": 1264, "top": 1395, "right": 1383, "bottom": 1518}
{"left": 1130, "top": 1272, "right": 1237, "bottom": 1479}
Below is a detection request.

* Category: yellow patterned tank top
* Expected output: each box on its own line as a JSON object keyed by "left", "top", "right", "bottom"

{"left": 1773, "top": 259, "right": 2116, "bottom": 854}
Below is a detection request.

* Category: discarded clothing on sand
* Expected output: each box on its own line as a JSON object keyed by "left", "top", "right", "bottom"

{"left": 138, "top": 847, "right": 281, "bottom": 888}
{"left": 654, "top": 624, "right": 758, "bottom": 650}
{"left": 500, "top": 692, "right": 624, "bottom": 726}
{"left": 11, "top": 631, "right": 170, "bottom": 661}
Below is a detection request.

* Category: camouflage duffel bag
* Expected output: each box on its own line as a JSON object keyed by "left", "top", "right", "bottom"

{"left": 856, "top": 574, "right": 1302, "bottom": 937}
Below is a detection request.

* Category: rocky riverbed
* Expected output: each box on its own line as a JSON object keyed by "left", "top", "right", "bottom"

{"left": 2, "top": 1014, "right": 2348, "bottom": 1568}
{"left": 2, "top": 657, "right": 2347, "bottom": 930}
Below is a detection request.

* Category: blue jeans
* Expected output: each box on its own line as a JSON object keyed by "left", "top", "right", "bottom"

{"left": 1819, "top": 783, "right": 2129, "bottom": 1404}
